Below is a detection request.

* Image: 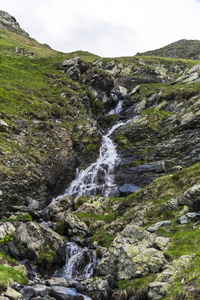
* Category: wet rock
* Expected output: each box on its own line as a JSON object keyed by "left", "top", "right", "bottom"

{"left": 20, "top": 259, "right": 38, "bottom": 281}
{"left": 0, "top": 222, "right": 16, "bottom": 239}
{"left": 20, "top": 286, "right": 38, "bottom": 300}
{"left": 45, "top": 278, "right": 69, "bottom": 287}
{"left": 49, "top": 286, "right": 84, "bottom": 300}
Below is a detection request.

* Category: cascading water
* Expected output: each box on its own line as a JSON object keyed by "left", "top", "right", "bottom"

{"left": 54, "top": 242, "right": 96, "bottom": 281}
{"left": 61, "top": 100, "right": 130, "bottom": 198}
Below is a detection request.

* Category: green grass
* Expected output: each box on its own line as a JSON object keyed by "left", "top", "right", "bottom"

{"left": 118, "top": 274, "right": 157, "bottom": 297}
{"left": 0, "top": 265, "right": 28, "bottom": 291}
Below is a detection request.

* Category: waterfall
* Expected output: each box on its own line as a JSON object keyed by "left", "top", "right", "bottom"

{"left": 59, "top": 100, "right": 132, "bottom": 198}
{"left": 54, "top": 242, "right": 96, "bottom": 281}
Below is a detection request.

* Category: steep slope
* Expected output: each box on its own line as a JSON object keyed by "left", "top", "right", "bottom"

{"left": 1, "top": 10, "right": 200, "bottom": 300}
{"left": 137, "top": 39, "right": 200, "bottom": 60}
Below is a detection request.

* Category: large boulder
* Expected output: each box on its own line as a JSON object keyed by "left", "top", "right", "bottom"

{"left": 9, "top": 222, "right": 66, "bottom": 273}
{"left": 64, "top": 213, "right": 90, "bottom": 238}
{"left": 42, "top": 195, "right": 73, "bottom": 221}
{"left": 118, "top": 247, "right": 166, "bottom": 280}
{"left": 161, "top": 184, "right": 200, "bottom": 213}
{"left": 97, "top": 224, "right": 167, "bottom": 280}
{"left": 76, "top": 275, "right": 114, "bottom": 300}
{"left": 177, "top": 184, "right": 200, "bottom": 211}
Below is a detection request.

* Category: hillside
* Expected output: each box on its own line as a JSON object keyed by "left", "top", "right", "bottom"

{"left": 1, "top": 10, "right": 200, "bottom": 300}
{"left": 137, "top": 39, "right": 200, "bottom": 60}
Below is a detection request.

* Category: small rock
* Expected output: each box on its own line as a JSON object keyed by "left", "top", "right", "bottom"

{"left": 0, "top": 120, "right": 9, "bottom": 127}
{"left": 147, "top": 221, "right": 172, "bottom": 233}
{"left": 26, "top": 196, "right": 40, "bottom": 210}
{"left": 0, "top": 222, "right": 16, "bottom": 239}
{"left": 4, "top": 287, "right": 23, "bottom": 300}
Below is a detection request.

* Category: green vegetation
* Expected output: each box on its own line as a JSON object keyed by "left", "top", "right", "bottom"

{"left": 86, "top": 88, "right": 104, "bottom": 115}
{"left": 56, "top": 220, "right": 65, "bottom": 235}
{"left": 0, "top": 265, "right": 28, "bottom": 291}
{"left": 38, "top": 245, "right": 55, "bottom": 264}
{"left": 118, "top": 274, "right": 157, "bottom": 298}
{"left": 141, "top": 108, "right": 174, "bottom": 131}
{"left": 0, "top": 233, "right": 13, "bottom": 245}
{"left": 114, "top": 135, "right": 132, "bottom": 149}
{"left": 3, "top": 213, "right": 32, "bottom": 222}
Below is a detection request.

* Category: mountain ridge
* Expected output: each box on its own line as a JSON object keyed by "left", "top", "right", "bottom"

{"left": 137, "top": 39, "right": 200, "bottom": 60}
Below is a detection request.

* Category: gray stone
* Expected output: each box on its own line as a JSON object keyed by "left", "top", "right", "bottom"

{"left": 26, "top": 196, "right": 40, "bottom": 210}
{"left": 64, "top": 213, "right": 90, "bottom": 238}
{"left": 147, "top": 221, "right": 172, "bottom": 233}
{"left": 0, "top": 222, "right": 16, "bottom": 239}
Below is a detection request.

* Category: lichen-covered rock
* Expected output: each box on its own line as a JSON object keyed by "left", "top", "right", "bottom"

{"left": 64, "top": 213, "right": 90, "bottom": 238}
{"left": 117, "top": 247, "right": 167, "bottom": 280}
{"left": 3, "top": 287, "right": 23, "bottom": 300}
{"left": 97, "top": 224, "right": 158, "bottom": 278}
{"left": 148, "top": 282, "right": 170, "bottom": 300}
{"left": 153, "top": 237, "right": 170, "bottom": 251}
{"left": 42, "top": 195, "right": 73, "bottom": 221}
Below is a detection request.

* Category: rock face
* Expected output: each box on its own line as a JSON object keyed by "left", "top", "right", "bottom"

{"left": 0, "top": 10, "right": 29, "bottom": 37}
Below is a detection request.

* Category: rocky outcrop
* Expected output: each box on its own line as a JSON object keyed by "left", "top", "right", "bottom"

{"left": 160, "top": 184, "right": 200, "bottom": 213}
{"left": 0, "top": 10, "right": 29, "bottom": 37}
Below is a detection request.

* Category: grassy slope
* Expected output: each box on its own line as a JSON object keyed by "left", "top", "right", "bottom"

{"left": 0, "top": 27, "right": 100, "bottom": 179}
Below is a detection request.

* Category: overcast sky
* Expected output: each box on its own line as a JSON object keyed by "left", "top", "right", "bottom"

{"left": 1, "top": 0, "right": 200, "bottom": 57}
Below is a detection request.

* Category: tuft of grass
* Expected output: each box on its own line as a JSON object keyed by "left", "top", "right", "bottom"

{"left": 0, "top": 265, "right": 28, "bottom": 292}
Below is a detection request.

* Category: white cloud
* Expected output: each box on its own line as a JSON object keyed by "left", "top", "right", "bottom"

{"left": 1, "top": 0, "right": 200, "bottom": 56}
